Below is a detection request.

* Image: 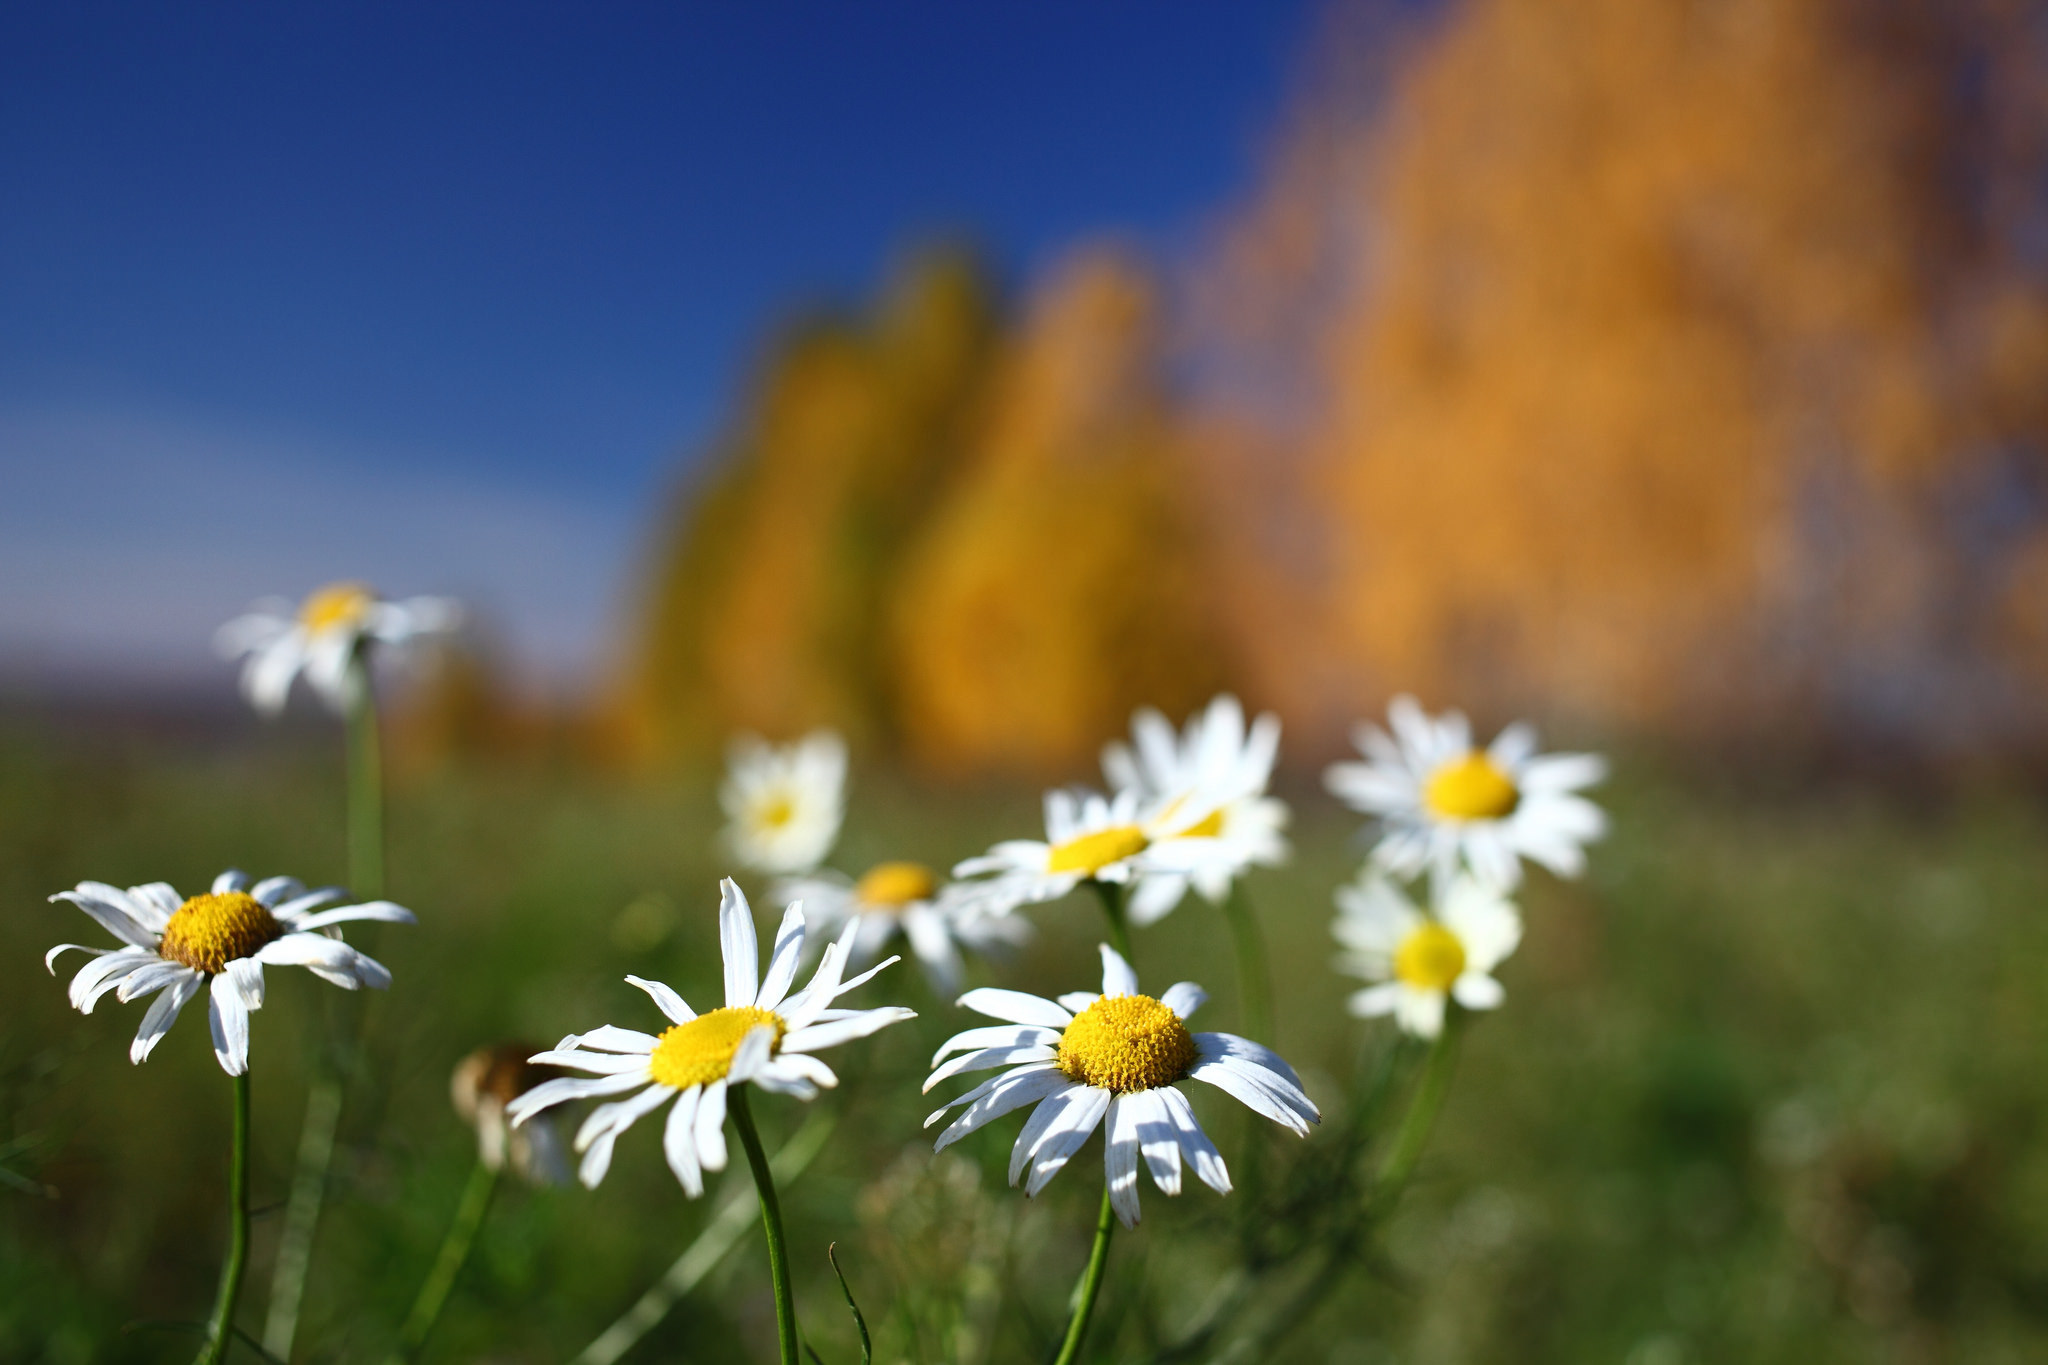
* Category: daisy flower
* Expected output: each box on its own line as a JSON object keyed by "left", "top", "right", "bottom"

{"left": 216, "top": 583, "right": 462, "bottom": 716}
{"left": 506, "top": 879, "right": 913, "bottom": 1193}
{"left": 1101, "top": 694, "right": 1291, "bottom": 926}
{"left": 773, "top": 861, "right": 1030, "bottom": 996}
{"left": 949, "top": 787, "right": 1188, "bottom": 920}
{"left": 452, "top": 1043, "right": 571, "bottom": 1186}
{"left": 1324, "top": 695, "right": 1606, "bottom": 892}
{"left": 1332, "top": 871, "right": 1521, "bottom": 1039}
{"left": 45, "top": 871, "right": 414, "bottom": 1075}
{"left": 923, "top": 944, "right": 1319, "bottom": 1228}
{"left": 720, "top": 731, "right": 847, "bottom": 876}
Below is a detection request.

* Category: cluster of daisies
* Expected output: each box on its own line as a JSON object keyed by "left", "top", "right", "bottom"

{"left": 41, "top": 578, "right": 1605, "bottom": 1265}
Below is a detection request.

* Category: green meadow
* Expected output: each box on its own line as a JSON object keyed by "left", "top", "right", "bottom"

{"left": 5, "top": 720, "right": 2047, "bottom": 1364}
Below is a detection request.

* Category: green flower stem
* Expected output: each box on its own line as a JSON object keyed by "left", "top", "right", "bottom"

{"left": 265, "top": 651, "right": 383, "bottom": 1358}
{"left": 1051, "top": 1189, "right": 1117, "bottom": 1365}
{"left": 1088, "top": 880, "right": 1132, "bottom": 963}
{"left": 729, "top": 1087, "right": 798, "bottom": 1365}
{"left": 1374, "top": 1008, "right": 1465, "bottom": 1205}
{"left": 385, "top": 1157, "right": 499, "bottom": 1364}
{"left": 196, "top": 1071, "right": 252, "bottom": 1365}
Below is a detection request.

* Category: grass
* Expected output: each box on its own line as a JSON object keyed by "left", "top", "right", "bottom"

{"left": 4, "top": 718, "right": 2048, "bottom": 1363}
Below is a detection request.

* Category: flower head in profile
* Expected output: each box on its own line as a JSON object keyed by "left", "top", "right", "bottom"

{"left": 1332, "top": 871, "right": 1521, "bottom": 1039}
{"left": 949, "top": 787, "right": 1181, "bottom": 920}
{"left": 923, "top": 944, "right": 1318, "bottom": 1228}
{"left": 46, "top": 871, "right": 414, "bottom": 1074}
{"left": 216, "top": 583, "right": 462, "bottom": 716}
{"left": 452, "top": 1043, "right": 571, "bottom": 1186}
{"left": 506, "top": 879, "right": 913, "bottom": 1193}
{"left": 1324, "top": 695, "right": 1605, "bottom": 892}
{"left": 720, "top": 731, "right": 847, "bottom": 876}
{"left": 1102, "top": 694, "right": 1291, "bottom": 925}
{"left": 774, "top": 861, "right": 1029, "bottom": 996}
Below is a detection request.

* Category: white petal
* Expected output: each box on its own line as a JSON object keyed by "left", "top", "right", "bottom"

{"left": 1057, "top": 991, "right": 1101, "bottom": 1014}
{"left": 922, "top": 1044, "right": 1058, "bottom": 1094}
{"left": 51, "top": 890, "right": 156, "bottom": 949}
{"left": 289, "top": 900, "right": 415, "bottom": 932}
{"left": 1193, "top": 1032, "right": 1306, "bottom": 1091}
{"left": 1452, "top": 973, "right": 1505, "bottom": 1010}
{"left": 770, "top": 1053, "right": 838, "bottom": 1090}
{"left": 1024, "top": 1087, "right": 1112, "bottom": 1196}
{"left": 929, "top": 1024, "right": 1062, "bottom": 1068}
{"left": 1127, "top": 1089, "right": 1181, "bottom": 1195}
{"left": 729, "top": 1025, "right": 775, "bottom": 1084}
{"left": 130, "top": 971, "right": 202, "bottom": 1063}
{"left": 208, "top": 973, "right": 252, "bottom": 1075}
{"left": 663, "top": 1086, "right": 705, "bottom": 1197}
{"left": 780, "top": 1007, "right": 915, "bottom": 1055}
{"left": 45, "top": 943, "right": 107, "bottom": 975}
{"left": 1157, "top": 1086, "right": 1230, "bottom": 1194}
{"left": 955, "top": 988, "right": 1072, "bottom": 1029}
{"left": 561, "top": 1025, "right": 661, "bottom": 1054}
{"left": 1186, "top": 1056, "right": 1312, "bottom": 1135}
{"left": 526, "top": 1049, "right": 656, "bottom": 1074}
{"left": 625, "top": 975, "right": 695, "bottom": 1024}
{"left": 1104, "top": 1095, "right": 1143, "bottom": 1228}
{"left": 70, "top": 949, "right": 155, "bottom": 1012}
{"left": 576, "top": 1084, "right": 672, "bottom": 1188}
{"left": 267, "top": 887, "right": 348, "bottom": 922}
{"left": 212, "top": 870, "right": 250, "bottom": 894}
{"left": 933, "top": 1066, "right": 1069, "bottom": 1151}
{"left": 508, "top": 1069, "right": 651, "bottom": 1125}
{"left": 223, "top": 957, "right": 265, "bottom": 1011}
{"left": 753, "top": 902, "right": 807, "bottom": 1010}
{"left": 116, "top": 959, "right": 192, "bottom": 1004}
{"left": 1346, "top": 983, "right": 1404, "bottom": 1018}
{"left": 1098, "top": 944, "right": 1139, "bottom": 998}
{"left": 695, "top": 1079, "right": 729, "bottom": 1172}
{"left": 719, "top": 878, "right": 760, "bottom": 1010}
{"left": 1006, "top": 1082, "right": 1094, "bottom": 1184}
{"left": 1159, "top": 982, "right": 1206, "bottom": 1020}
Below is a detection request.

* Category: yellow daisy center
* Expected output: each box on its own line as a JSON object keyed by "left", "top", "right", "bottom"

{"left": 1423, "top": 752, "right": 1520, "bottom": 820}
{"left": 299, "top": 582, "right": 376, "bottom": 634}
{"left": 753, "top": 794, "right": 796, "bottom": 829}
{"left": 648, "top": 1006, "right": 786, "bottom": 1090}
{"left": 1057, "top": 994, "right": 1197, "bottom": 1093}
{"left": 1181, "top": 808, "right": 1226, "bottom": 839}
{"left": 158, "top": 892, "right": 283, "bottom": 975}
{"left": 1393, "top": 922, "right": 1467, "bottom": 991}
{"left": 854, "top": 860, "right": 937, "bottom": 910}
{"left": 1047, "top": 825, "right": 1149, "bottom": 876}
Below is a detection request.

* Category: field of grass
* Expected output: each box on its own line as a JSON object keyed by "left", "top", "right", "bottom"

{"left": 4, "top": 716, "right": 2048, "bottom": 1364}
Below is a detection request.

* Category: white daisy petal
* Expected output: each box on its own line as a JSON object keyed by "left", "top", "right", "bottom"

{"left": 577, "top": 1083, "right": 673, "bottom": 1188}
{"left": 130, "top": 971, "right": 203, "bottom": 1063}
{"left": 289, "top": 901, "right": 416, "bottom": 932}
{"left": 1452, "top": 973, "right": 1505, "bottom": 1010}
{"left": 781, "top": 1007, "right": 916, "bottom": 1055}
{"left": 1157, "top": 1085, "right": 1230, "bottom": 1194}
{"left": 1159, "top": 982, "right": 1206, "bottom": 1019}
{"left": 625, "top": 975, "right": 696, "bottom": 1024}
{"left": 116, "top": 959, "right": 191, "bottom": 1005}
{"left": 1024, "top": 1086, "right": 1113, "bottom": 1196}
{"left": 208, "top": 972, "right": 252, "bottom": 1075}
{"left": 934, "top": 1066, "right": 1070, "bottom": 1151}
{"left": 663, "top": 1086, "right": 705, "bottom": 1197}
{"left": 211, "top": 870, "right": 250, "bottom": 895}
{"left": 46, "top": 943, "right": 109, "bottom": 975}
{"left": 1104, "top": 1095, "right": 1144, "bottom": 1228}
{"left": 930, "top": 1024, "right": 1063, "bottom": 1068}
{"left": 922, "top": 1044, "right": 1059, "bottom": 1094}
{"left": 1128, "top": 1088, "right": 1181, "bottom": 1195}
{"left": 560, "top": 1025, "right": 661, "bottom": 1054}
{"left": 71, "top": 950, "right": 155, "bottom": 1012}
{"left": 753, "top": 902, "right": 807, "bottom": 1010}
{"left": 1193, "top": 1031, "right": 1306, "bottom": 1091}
{"left": 1098, "top": 944, "right": 1139, "bottom": 998}
{"left": 508, "top": 1070, "right": 652, "bottom": 1126}
{"left": 1006, "top": 1082, "right": 1097, "bottom": 1185}
{"left": 1057, "top": 991, "right": 1101, "bottom": 1014}
{"left": 955, "top": 988, "right": 1072, "bottom": 1029}
{"left": 1186, "top": 1056, "right": 1312, "bottom": 1136}
{"left": 718, "top": 879, "right": 760, "bottom": 1010}
{"left": 695, "top": 1079, "right": 729, "bottom": 1172}
{"left": 52, "top": 890, "right": 156, "bottom": 949}
{"left": 526, "top": 1049, "right": 657, "bottom": 1074}
{"left": 729, "top": 1025, "right": 775, "bottom": 1084}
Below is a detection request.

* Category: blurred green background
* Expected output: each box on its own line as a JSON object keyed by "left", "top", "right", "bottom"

{"left": 6, "top": 716, "right": 2047, "bottom": 1364}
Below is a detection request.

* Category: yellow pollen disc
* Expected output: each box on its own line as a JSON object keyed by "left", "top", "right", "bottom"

{"left": 299, "top": 581, "right": 376, "bottom": 634}
{"left": 1057, "top": 994, "right": 1197, "bottom": 1093}
{"left": 855, "top": 860, "right": 937, "bottom": 909}
{"left": 648, "top": 1007, "right": 786, "bottom": 1090}
{"left": 754, "top": 794, "right": 796, "bottom": 830}
{"left": 1423, "top": 752, "right": 1520, "bottom": 820}
{"left": 158, "top": 892, "right": 283, "bottom": 975}
{"left": 1393, "top": 922, "right": 1467, "bottom": 991}
{"left": 1182, "top": 808, "right": 1226, "bottom": 839}
{"left": 1047, "top": 825, "right": 1149, "bottom": 876}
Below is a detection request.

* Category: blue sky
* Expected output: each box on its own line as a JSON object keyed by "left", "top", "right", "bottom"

{"left": 0, "top": 3, "right": 1319, "bottom": 687}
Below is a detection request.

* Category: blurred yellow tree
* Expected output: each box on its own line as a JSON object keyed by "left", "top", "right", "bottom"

{"left": 889, "top": 246, "right": 1230, "bottom": 774}
{"left": 624, "top": 247, "right": 999, "bottom": 759}
{"left": 1205, "top": 0, "right": 2048, "bottom": 750}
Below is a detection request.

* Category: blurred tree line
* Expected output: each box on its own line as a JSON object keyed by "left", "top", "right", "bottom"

{"left": 569, "top": 0, "right": 2048, "bottom": 775}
